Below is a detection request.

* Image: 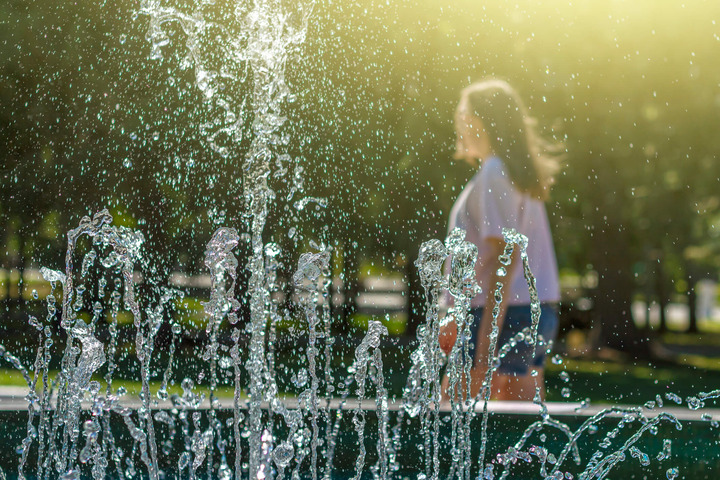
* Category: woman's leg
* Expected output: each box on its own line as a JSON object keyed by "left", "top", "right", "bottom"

{"left": 443, "top": 368, "right": 545, "bottom": 401}
{"left": 442, "top": 306, "right": 555, "bottom": 402}
{"left": 493, "top": 304, "right": 557, "bottom": 401}
{"left": 441, "top": 366, "right": 492, "bottom": 401}
{"left": 495, "top": 369, "right": 544, "bottom": 401}
{"left": 443, "top": 368, "right": 542, "bottom": 401}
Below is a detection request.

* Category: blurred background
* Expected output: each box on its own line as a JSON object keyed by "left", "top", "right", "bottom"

{"left": 3, "top": 0, "right": 720, "bottom": 402}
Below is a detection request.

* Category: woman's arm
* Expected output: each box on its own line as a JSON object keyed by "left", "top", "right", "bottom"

{"left": 473, "top": 237, "right": 519, "bottom": 369}
{"left": 439, "top": 237, "right": 519, "bottom": 358}
{"left": 439, "top": 314, "right": 457, "bottom": 355}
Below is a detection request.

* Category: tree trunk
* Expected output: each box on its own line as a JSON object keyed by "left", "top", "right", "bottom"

{"left": 17, "top": 232, "right": 26, "bottom": 308}
{"left": 340, "top": 242, "right": 359, "bottom": 331}
{"left": 594, "top": 279, "right": 649, "bottom": 354}
{"left": 656, "top": 259, "right": 668, "bottom": 334}
{"left": 329, "top": 273, "right": 343, "bottom": 328}
{"left": 591, "top": 245, "right": 652, "bottom": 359}
{"left": 641, "top": 263, "right": 652, "bottom": 332}
{"left": 658, "top": 295, "right": 668, "bottom": 334}
{"left": 404, "top": 249, "right": 424, "bottom": 338}
{"left": 687, "top": 275, "right": 699, "bottom": 334}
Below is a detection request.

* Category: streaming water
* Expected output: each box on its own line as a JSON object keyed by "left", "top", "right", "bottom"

{"left": 294, "top": 247, "right": 331, "bottom": 480}
{"left": 1, "top": 211, "right": 705, "bottom": 479}
{"left": 1, "top": 0, "right": 715, "bottom": 479}
{"left": 398, "top": 238, "right": 447, "bottom": 480}
{"left": 443, "top": 228, "right": 479, "bottom": 480}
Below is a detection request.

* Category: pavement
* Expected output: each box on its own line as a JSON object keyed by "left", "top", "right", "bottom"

{"left": 0, "top": 387, "right": 718, "bottom": 422}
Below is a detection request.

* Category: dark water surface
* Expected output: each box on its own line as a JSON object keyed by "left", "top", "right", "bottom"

{"left": 0, "top": 403, "right": 717, "bottom": 479}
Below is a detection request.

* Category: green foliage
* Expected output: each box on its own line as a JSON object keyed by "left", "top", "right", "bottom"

{"left": 3, "top": 0, "right": 720, "bottom": 344}
{"left": 349, "top": 312, "right": 408, "bottom": 336}
{"left": 546, "top": 357, "right": 720, "bottom": 405}
{"left": 174, "top": 297, "right": 208, "bottom": 328}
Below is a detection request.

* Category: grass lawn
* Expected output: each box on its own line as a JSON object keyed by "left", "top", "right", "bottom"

{"left": 0, "top": 368, "right": 239, "bottom": 400}
{"left": 545, "top": 356, "right": 720, "bottom": 405}
{"left": 2, "top": 353, "right": 719, "bottom": 408}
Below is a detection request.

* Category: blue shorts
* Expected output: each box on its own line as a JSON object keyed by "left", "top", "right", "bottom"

{"left": 466, "top": 304, "right": 559, "bottom": 376}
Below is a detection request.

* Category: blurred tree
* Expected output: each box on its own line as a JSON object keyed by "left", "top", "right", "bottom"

{"left": 4, "top": 0, "right": 720, "bottom": 359}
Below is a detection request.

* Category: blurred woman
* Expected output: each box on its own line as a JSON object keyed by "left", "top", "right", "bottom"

{"left": 439, "top": 79, "right": 562, "bottom": 401}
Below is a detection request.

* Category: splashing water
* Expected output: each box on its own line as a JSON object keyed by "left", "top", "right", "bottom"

{"left": 3, "top": 211, "right": 714, "bottom": 480}
{"left": 139, "top": 0, "right": 315, "bottom": 477}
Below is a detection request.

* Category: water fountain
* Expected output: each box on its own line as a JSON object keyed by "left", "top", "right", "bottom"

{"left": 2, "top": 1, "right": 720, "bottom": 479}
{"left": 5, "top": 207, "right": 714, "bottom": 480}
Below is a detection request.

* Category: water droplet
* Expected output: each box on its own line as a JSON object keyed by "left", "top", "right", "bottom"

{"left": 119, "top": 34, "right": 127, "bottom": 44}
{"left": 272, "top": 442, "right": 294, "bottom": 468}
{"left": 265, "top": 243, "right": 281, "bottom": 258}
{"left": 657, "top": 439, "right": 672, "bottom": 461}
{"left": 40, "top": 267, "right": 66, "bottom": 284}
{"left": 123, "top": 158, "right": 132, "bottom": 168}
{"left": 28, "top": 316, "right": 42, "bottom": 331}
{"left": 687, "top": 396, "right": 704, "bottom": 410}
{"left": 60, "top": 470, "right": 79, "bottom": 480}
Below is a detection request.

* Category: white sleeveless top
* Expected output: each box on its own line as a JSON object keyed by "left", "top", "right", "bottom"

{"left": 447, "top": 156, "right": 560, "bottom": 308}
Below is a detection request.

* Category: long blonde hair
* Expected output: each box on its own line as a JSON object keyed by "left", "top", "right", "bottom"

{"left": 460, "top": 79, "right": 562, "bottom": 200}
